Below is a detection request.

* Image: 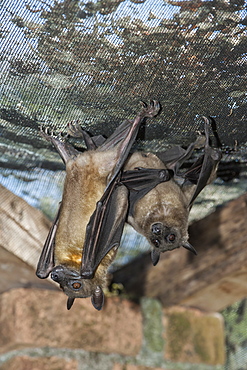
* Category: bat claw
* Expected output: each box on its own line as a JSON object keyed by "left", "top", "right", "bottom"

{"left": 67, "top": 120, "right": 84, "bottom": 138}
{"left": 139, "top": 100, "right": 161, "bottom": 118}
{"left": 139, "top": 100, "right": 148, "bottom": 108}
{"left": 40, "top": 125, "right": 54, "bottom": 142}
{"left": 202, "top": 116, "right": 211, "bottom": 126}
{"left": 40, "top": 125, "right": 67, "bottom": 142}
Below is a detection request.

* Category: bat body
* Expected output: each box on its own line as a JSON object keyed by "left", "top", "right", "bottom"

{"left": 51, "top": 149, "right": 128, "bottom": 308}
{"left": 56, "top": 153, "right": 118, "bottom": 268}
{"left": 36, "top": 101, "right": 168, "bottom": 309}
{"left": 125, "top": 152, "right": 190, "bottom": 258}
{"left": 125, "top": 118, "right": 222, "bottom": 265}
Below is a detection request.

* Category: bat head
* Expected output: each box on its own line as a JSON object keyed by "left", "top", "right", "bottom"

{"left": 149, "top": 222, "right": 197, "bottom": 265}
{"left": 51, "top": 265, "right": 104, "bottom": 310}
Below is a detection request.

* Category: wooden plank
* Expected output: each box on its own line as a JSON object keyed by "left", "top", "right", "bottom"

{"left": 113, "top": 193, "right": 247, "bottom": 311}
{"left": 0, "top": 184, "right": 50, "bottom": 270}
{"left": 2, "top": 182, "right": 247, "bottom": 311}
{"left": 0, "top": 184, "right": 55, "bottom": 291}
{"left": 0, "top": 246, "right": 56, "bottom": 293}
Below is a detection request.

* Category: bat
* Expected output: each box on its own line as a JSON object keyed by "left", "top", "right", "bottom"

{"left": 36, "top": 101, "right": 171, "bottom": 310}
{"left": 124, "top": 117, "right": 222, "bottom": 266}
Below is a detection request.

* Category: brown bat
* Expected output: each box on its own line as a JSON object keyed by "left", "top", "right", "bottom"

{"left": 124, "top": 117, "right": 222, "bottom": 265}
{"left": 36, "top": 101, "right": 171, "bottom": 310}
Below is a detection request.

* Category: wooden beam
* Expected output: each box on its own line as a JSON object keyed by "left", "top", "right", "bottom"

{"left": 0, "top": 184, "right": 50, "bottom": 270}
{"left": 113, "top": 193, "right": 247, "bottom": 312}
{"left": 0, "top": 246, "right": 56, "bottom": 293}
{"left": 2, "top": 181, "right": 247, "bottom": 311}
{"left": 0, "top": 184, "right": 55, "bottom": 290}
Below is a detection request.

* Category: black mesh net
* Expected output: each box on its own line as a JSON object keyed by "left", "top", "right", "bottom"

{"left": 0, "top": 1, "right": 247, "bottom": 367}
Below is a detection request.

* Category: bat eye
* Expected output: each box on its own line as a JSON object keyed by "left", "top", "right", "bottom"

{"left": 72, "top": 282, "right": 81, "bottom": 290}
{"left": 167, "top": 233, "right": 176, "bottom": 242}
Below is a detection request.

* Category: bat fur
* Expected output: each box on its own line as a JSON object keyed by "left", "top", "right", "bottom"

{"left": 52, "top": 150, "right": 128, "bottom": 305}
{"left": 124, "top": 119, "right": 221, "bottom": 266}
{"left": 125, "top": 152, "right": 191, "bottom": 251}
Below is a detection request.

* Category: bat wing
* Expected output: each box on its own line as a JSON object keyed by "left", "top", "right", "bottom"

{"left": 121, "top": 167, "right": 173, "bottom": 217}
{"left": 81, "top": 101, "right": 162, "bottom": 278}
{"left": 102, "top": 101, "right": 161, "bottom": 188}
{"left": 98, "top": 119, "right": 132, "bottom": 151}
{"left": 67, "top": 120, "right": 132, "bottom": 151}
{"left": 156, "top": 117, "right": 221, "bottom": 206}
{"left": 186, "top": 117, "right": 222, "bottom": 206}
{"left": 81, "top": 167, "right": 172, "bottom": 278}
{"left": 36, "top": 204, "right": 61, "bottom": 278}
{"left": 156, "top": 144, "right": 195, "bottom": 174}
{"left": 81, "top": 175, "right": 128, "bottom": 278}
{"left": 67, "top": 121, "right": 106, "bottom": 150}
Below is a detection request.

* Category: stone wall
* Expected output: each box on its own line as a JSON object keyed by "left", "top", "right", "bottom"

{"left": 0, "top": 288, "right": 225, "bottom": 370}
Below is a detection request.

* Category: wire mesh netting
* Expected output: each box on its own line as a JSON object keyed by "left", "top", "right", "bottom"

{"left": 0, "top": 0, "right": 247, "bottom": 368}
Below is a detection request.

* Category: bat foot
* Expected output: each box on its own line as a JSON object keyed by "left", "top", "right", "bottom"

{"left": 40, "top": 125, "right": 68, "bottom": 143}
{"left": 67, "top": 120, "right": 84, "bottom": 138}
{"left": 139, "top": 100, "right": 161, "bottom": 118}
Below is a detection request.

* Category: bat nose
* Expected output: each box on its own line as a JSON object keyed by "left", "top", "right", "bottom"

{"left": 51, "top": 271, "right": 60, "bottom": 282}
{"left": 151, "top": 223, "right": 163, "bottom": 235}
{"left": 51, "top": 265, "right": 65, "bottom": 281}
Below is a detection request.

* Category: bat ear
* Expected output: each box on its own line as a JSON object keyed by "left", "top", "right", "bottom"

{"left": 182, "top": 242, "right": 197, "bottom": 255}
{"left": 67, "top": 297, "right": 75, "bottom": 310}
{"left": 91, "top": 286, "right": 104, "bottom": 310}
{"left": 151, "top": 249, "right": 160, "bottom": 266}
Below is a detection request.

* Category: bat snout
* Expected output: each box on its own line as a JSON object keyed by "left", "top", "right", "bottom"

{"left": 51, "top": 266, "right": 65, "bottom": 282}
{"left": 50, "top": 265, "right": 100, "bottom": 302}
{"left": 149, "top": 223, "right": 182, "bottom": 253}
{"left": 51, "top": 265, "right": 80, "bottom": 283}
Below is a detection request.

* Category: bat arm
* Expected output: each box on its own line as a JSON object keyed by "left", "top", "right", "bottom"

{"left": 188, "top": 117, "right": 222, "bottom": 206}
{"left": 36, "top": 204, "right": 61, "bottom": 279}
{"left": 40, "top": 127, "right": 80, "bottom": 163}
{"left": 105, "top": 101, "right": 161, "bottom": 192}
{"left": 81, "top": 177, "right": 128, "bottom": 279}
{"left": 80, "top": 175, "right": 120, "bottom": 278}
{"left": 80, "top": 200, "right": 105, "bottom": 279}
{"left": 202, "top": 116, "right": 211, "bottom": 150}
{"left": 36, "top": 231, "right": 55, "bottom": 278}
{"left": 67, "top": 121, "right": 97, "bottom": 150}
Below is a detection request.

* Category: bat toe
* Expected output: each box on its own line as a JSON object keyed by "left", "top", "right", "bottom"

{"left": 140, "top": 100, "right": 161, "bottom": 118}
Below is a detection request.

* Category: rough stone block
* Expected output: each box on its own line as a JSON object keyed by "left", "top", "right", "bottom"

{"left": 163, "top": 306, "right": 225, "bottom": 365}
{"left": 0, "top": 355, "right": 78, "bottom": 370}
{"left": 0, "top": 288, "right": 142, "bottom": 356}
{"left": 113, "top": 365, "right": 164, "bottom": 370}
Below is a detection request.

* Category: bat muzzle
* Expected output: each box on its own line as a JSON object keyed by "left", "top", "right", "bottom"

{"left": 51, "top": 265, "right": 80, "bottom": 283}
